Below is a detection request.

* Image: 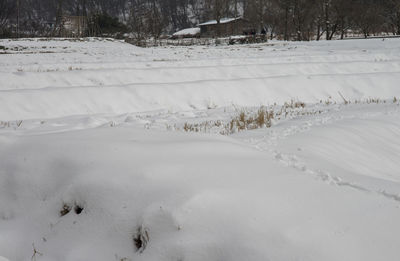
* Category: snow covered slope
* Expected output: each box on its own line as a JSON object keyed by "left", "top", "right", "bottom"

{"left": 1, "top": 118, "right": 400, "bottom": 261}
{"left": 1, "top": 38, "right": 400, "bottom": 261}
{"left": 0, "top": 38, "right": 400, "bottom": 121}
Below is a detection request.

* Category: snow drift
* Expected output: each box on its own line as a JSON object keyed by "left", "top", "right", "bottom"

{"left": 1, "top": 125, "right": 400, "bottom": 261}
{"left": 1, "top": 38, "right": 400, "bottom": 121}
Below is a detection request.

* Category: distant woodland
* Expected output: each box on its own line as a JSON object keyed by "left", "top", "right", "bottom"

{"left": 1, "top": 0, "right": 400, "bottom": 40}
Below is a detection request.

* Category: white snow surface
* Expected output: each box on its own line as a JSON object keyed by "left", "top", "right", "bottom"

{"left": 1, "top": 38, "right": 400, "bottom": 261}
{"left": 1, "top": 38, "right": 400, "bottom": 121}
{"left": 172, "top": 28, "right": 200, "bottom": 37}
{"left": 198, "top": 17, "right": 241, "bottom": 26}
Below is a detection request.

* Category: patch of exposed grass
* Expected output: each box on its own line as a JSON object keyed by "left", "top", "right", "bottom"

{"left": 60, "top": 203, "right": 72, "bottom": 217}
{"left": 179, "top": 100, "right": 313, "bottom": 135}
{"left": 133, "top": 225, "right": 149, "bottom": 253}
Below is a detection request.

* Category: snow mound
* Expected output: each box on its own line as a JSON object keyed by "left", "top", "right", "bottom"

{"left": 172, "top": 28, "right": 200, "bottom": 37}
{"left": 1, "top": 124, "right": 400, "bottom": 261}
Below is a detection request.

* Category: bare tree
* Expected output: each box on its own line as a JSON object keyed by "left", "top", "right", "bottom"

{"left": 0, "top": 0, "right": 15, "bottom": 37}
{"left": 0, "top": 0, "right": 395, "bottom": 40}
{"left": 382, "top": 0, "right": 400, "bottom": 35}
{"left": 353, "top": 0, "right": 384, "bottom": 38}
{"left": 204, "top": 0, "right": 232, "bottom": 36}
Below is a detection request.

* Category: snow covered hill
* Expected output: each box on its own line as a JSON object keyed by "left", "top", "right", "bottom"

{"left": 0, "top": 38, "right": 400, "bottom": 261}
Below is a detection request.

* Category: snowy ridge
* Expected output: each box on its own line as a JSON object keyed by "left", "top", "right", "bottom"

{"left": 1, "top": 38, "right": 400, "bottom": 121}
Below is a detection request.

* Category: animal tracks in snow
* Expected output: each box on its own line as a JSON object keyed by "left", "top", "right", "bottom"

{"left": 238, "top": 103, "right": 400, "bottom": 203}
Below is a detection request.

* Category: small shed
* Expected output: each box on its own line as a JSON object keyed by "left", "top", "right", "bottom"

{"left": 198, "top": 17, "right": 253, "bottom": 37}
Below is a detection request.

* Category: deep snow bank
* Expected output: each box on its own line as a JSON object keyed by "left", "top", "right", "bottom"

{"left": 1, "top": 38, "right": 400, "bottom": 121}
{"left": 1, "top": 126, "right": 400, "bottom": 261}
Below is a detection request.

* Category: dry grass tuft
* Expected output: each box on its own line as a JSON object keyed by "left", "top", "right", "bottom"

{"left": 60, "top": 203, "right": 72, "bottom": 217}
{"left": 133, "top": 225, "right": 150, "bottom": 253}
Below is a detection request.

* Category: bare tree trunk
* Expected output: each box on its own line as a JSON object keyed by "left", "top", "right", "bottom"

{"left": 284, "top": 6, "right": 289, "bottom": 40}
{"left": 54, "top": 0, "right": 64, "bottom": 37}
{"left": 397, "top": 12, "right": 400, "bottom": 35}
{"left": 16, "top": 0, "right": 20, "bottom": 37}
{"left": 329, "top": 23, "right": 337, "bottom": 39}
{"left": 340, "top": 17, "right": 345, "bottom": 39}
{"left": 325, "top": 1, "right": 330, "bottom": 40}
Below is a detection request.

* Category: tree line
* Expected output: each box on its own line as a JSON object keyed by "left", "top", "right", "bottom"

{"left": 1, "top": 0, "right": 399, "bottom": 40}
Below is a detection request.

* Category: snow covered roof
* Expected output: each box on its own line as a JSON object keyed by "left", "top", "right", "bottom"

{"left": 198, "top": 17, "right": 242, "bottom": 26}
{"left": 172, "top": 27, "right": 200, "bottom": 36}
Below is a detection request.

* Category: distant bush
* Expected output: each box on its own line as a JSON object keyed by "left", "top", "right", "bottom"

{"left": 0, "top": 28, "right": 13, "bottom": 39}
{"left": 88, "top": 13, "right": 127, "bottom": 38}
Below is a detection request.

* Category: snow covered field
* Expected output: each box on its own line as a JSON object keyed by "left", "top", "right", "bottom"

{"left": 1, "top": 38, "right": 400, "bottom": 261}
